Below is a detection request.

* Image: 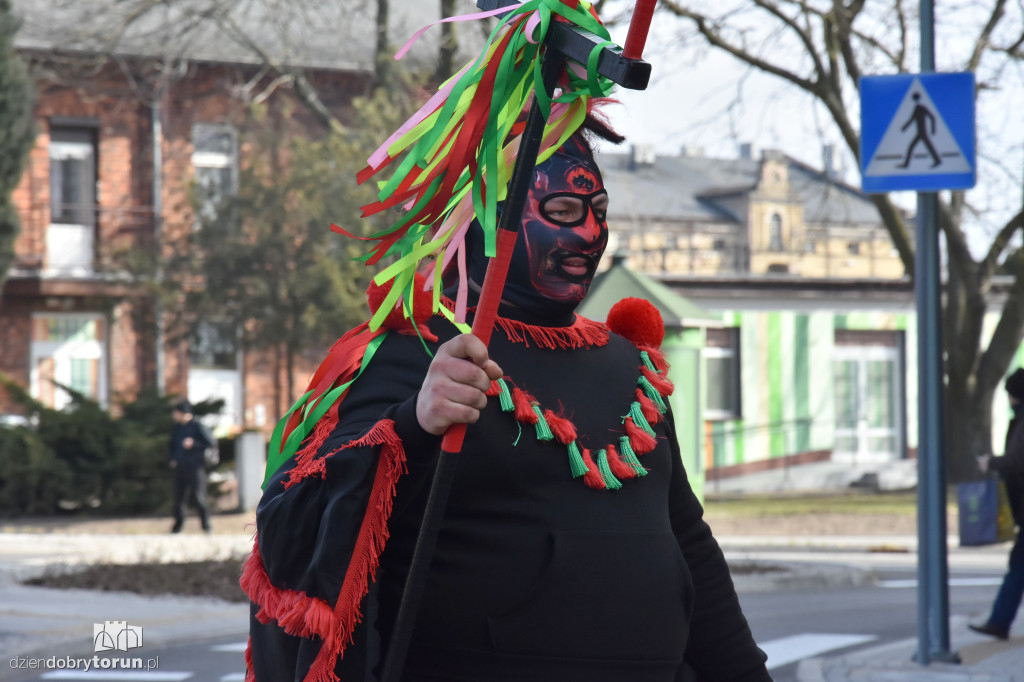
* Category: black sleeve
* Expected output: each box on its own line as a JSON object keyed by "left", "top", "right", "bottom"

{"left": 993, "top": 421, "right": 1024, "bottom": 476}
{"left": 248, "top": 328, "right": 446, "bottom": 681}
{"left": 665, "top": 413, "right": 772, "bottom": 682}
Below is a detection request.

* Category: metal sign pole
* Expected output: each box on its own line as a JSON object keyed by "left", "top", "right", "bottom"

{"left": 914, "top": 0, "right": 956, "bottom": 664}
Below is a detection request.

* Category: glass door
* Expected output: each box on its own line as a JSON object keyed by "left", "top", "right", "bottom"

{"left": 833, "top": 346, "right": 900, "bottom": 462}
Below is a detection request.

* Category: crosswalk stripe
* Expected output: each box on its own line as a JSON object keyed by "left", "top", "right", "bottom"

{"left": 41, "top": 673, "right": 192, "bottom": 681}
{"left": 878, "top": 577, "right": 1003, "bottom": 589}
{"left": 210, "top": 643, "right": 248, "bottom": 653}
{"left": 219, "top": 674, "right": 246, "bottom": 682}
{"left": 759, "top": 633, "right": 876, "bottom": 670}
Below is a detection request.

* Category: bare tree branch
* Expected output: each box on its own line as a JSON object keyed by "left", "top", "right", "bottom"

{"left": 660, "top": 1, "right": 818, "bottom": 93}
{"left": 981, "top": 209, "right": 1024, "bottom": 282}
{"left": 968, "top": 0, "right": 1009, "bottom": 72}
{"left": 215, "top": 9, "right": 347, "bottom": 134}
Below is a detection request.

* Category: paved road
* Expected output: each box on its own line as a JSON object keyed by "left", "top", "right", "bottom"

{"left": 742, "top": 565, "right": 1004, "bottom": 681}
{"left": 7, "top": 634, "right": 246, "bottom": 682}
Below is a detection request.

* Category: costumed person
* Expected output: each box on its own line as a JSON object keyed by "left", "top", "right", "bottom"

{"left": 168, "top": 399, "right": 214, "bottom": 534}
{"left": 971, "top": 368, "right": 1024, "bottom": 640}
{"left": 242, "top": 3, "right": 771, "bottom": 680}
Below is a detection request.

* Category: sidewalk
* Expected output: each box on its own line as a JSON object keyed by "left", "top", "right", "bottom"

{"left": 797, "top": 614, "right": 1024, "bottom": 681}
{"left": 0, "top": 518, "right": 1021, "bottom": 681}
{"left": 718, "top": 535, "right": 1024, "bottom": 681}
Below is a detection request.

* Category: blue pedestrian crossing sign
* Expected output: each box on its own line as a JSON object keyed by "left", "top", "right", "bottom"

{"left": 860, "top": 72, "right": 975, "bottom": 193}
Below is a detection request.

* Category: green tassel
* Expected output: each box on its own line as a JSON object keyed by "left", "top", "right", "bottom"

{"left": 533, "top": 405, "right": 553, "bottom": 440}
{"left": 627, "top": 402, "right": 657, "bottom": 437}
{"left": 497, "top": 378, "right": 514, "bottom": 412}
{"left": 640, "top": 351, "right": 657, "bottom": 373}
{"left": 596, "top": 449, "right": 623, "bottom": 490}
{"left": 567, "top": 441, "right": 588, "bottom": 478}
{"left": 618, "top": 436, "right": 648, "bottom": 476}
{"left": 638, "top": 376, "right": 668, "bottom": 413}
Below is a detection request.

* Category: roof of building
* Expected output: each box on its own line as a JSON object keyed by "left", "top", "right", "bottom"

{"left": 581, "top": 259, "right": 722, "bottom": 328}
{"left": 596, "top": 148, "right": 882, "bottom": 228}
{"left": 12, "top": 0, "right": 483, "bottom": 73}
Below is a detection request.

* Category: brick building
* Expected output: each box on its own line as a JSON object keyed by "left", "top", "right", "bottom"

{"left": 1, "top": 0, "right": 462, "bottom": 434}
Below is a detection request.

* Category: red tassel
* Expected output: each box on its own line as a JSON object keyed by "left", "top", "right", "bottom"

{"left": 245, "top": 639, "right": 255, "bottom": 682}
{"left": 512, "top": 387, "right": 539, "bottom": 424}
{"left": 605, "top": 443, "right": 638, "bottom": 480}
{"left": 544, "top": 409, "right": 577, "bottom": 445}
{"left": 641, "top": 366, "right": 675, "bottom": 397}
{"left": 581, "top": 448, "right": 607, "bottom": 490}
{"left": 485, "top": 380, "right": 501, "bottom": 397}
{"left": 625, "top": 417, "right": 658, "bottom": 455}
{"left": 635, "top": 389, "right": 662, "bottom": 425}
{"left": 641, "top": 346, "right": 670, "bottom": 372}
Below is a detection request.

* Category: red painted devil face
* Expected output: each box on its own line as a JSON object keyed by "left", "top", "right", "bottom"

{"left": 486, "top": 142, "right": 608, "bottom": 319}
{"left": 464, "top": 136, "right": 609, "bottom": 321}
{"left": 518, "top": 153, "right": 609, "bottom": 302}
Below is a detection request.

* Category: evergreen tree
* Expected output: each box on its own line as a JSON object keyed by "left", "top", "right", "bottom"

{"left": 0, "top": 0, "right": 35, "bottom": 289}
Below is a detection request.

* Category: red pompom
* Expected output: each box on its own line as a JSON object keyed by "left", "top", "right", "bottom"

{"left": 367, "top": 272, "right": 434, "bottom": 332}
{"left": 607, "top": 297, "right": 664, "bottom": 348}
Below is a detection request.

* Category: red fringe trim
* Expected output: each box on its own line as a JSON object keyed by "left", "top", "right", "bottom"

{"left": 624, "top": 417, "right": 658, "bottom": 455}
{"left": 605, "top": 443, "right": 637, "bottom": 480}
{"left": 306, "top": 419, "right": 407, "bottom": 682}
{"left": 245, "top": 638, "right": 255, "bottom": 682}
{"left": 241, "top": 419, "right": 407, "bottom": 682}
{"left": 581, "top": 448, "right": 606, "bottom": 490}
{"left": 544, "top": 409, "right": 577, "bottom": 445}
{"left": 641, "top": 366, "right": 675, "bottom": 397}
{"left": 635, "top": 389, "right": 663, "bottom": 425}
{"left": 495, "top": 314, "right": 610, "bottom": 350}
{"left": 240, "top": 546, "right": 339, "bottom": 642}
{"left": 283, "top": 410, "right": 341, "bottom": 490}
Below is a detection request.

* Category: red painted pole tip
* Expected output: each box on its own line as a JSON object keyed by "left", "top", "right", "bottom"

{"left": 623, "top": 0, "right": 657, "bottom": 60}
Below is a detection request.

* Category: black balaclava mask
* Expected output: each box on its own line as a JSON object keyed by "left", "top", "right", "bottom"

{"left": 465, "top": 134, "right": 609, "bottom": 324}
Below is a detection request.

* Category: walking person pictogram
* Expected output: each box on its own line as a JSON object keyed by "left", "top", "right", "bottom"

{"left": 898, "top": 92, "right": 942, "bottom": 168}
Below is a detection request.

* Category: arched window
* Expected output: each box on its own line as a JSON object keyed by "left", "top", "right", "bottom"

{"left": 769, "top": 213, "right": 784, "bottom": 252}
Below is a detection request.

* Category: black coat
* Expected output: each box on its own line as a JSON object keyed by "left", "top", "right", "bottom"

{"left": 169, "top": 419, "right": 215, "bottom": 471}
{"left": 247, "top": 311, "right": 771, "bottom": 682}
{"left": 995, "top": 416, "right": 1024, "bottom": 527}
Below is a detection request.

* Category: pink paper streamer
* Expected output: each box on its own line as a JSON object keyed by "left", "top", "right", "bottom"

{"left": 455, "top": 243, "right": 468, "bottom": 324}
{"left": 366, "top": 62, "right": 468, "bottom": 169}
{"left": 394, "top": 3, "right": 525, "bottom": 61}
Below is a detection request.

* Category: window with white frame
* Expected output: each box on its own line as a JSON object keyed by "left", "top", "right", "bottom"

{"left": 191, "top": 123, "right": 237, "bottom": 228}
{"left": 704, "top": 326, "right": 741, "bottom": 420}
{"left": 48, "top": 128, "right": 97, "bottom": 273}
{"left": 30, "top": 313, "right": 107, "bottom": 409}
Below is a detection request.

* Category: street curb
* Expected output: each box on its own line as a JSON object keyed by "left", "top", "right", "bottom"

{"left": 729, "top": 559, "right": 875, "bottom": 593}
